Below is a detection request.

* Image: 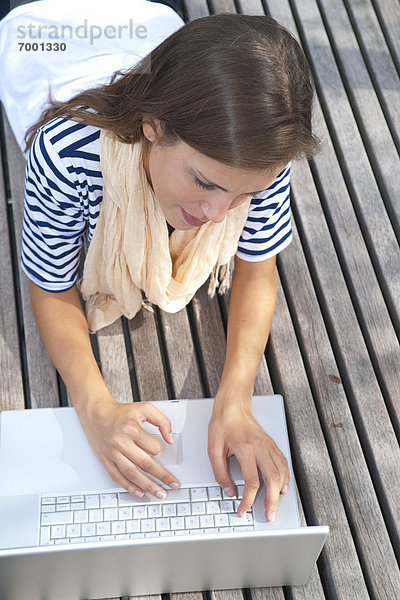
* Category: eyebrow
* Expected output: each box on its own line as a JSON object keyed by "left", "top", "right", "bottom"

{"left": 193, "top": 169, "right": 265, "bottom": 196}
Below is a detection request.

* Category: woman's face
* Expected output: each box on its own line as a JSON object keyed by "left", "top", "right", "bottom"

{"left": 142, "top": 119, "right": 283, "bottom": 230}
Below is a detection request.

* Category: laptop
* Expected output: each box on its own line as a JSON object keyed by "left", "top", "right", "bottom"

{"left": 0, "top": 396, "right": 328, "bottom": 600}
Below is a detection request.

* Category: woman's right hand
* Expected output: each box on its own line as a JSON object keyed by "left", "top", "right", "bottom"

{"left": 77, "top": 395, "right": 180, "bottom": 499}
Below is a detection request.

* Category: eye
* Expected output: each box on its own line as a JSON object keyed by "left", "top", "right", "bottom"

{"left": 194, "top": 177, "right": 216, "bottom": 191}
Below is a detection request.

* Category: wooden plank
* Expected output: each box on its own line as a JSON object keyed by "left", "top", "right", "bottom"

{"left": 304, "top": 91, "right": 400, "bottom": 437}
{"left": 96, "top": 319, "right": 133, "bottom": 403}
{"left": 343, "top": 0, "right": 400, "bottom": 151}
{"left": 289, "top": 157, "right": 400, "bottom": 551}
{"left": 236, "top": 0, "right": 265, "bottom": 15}
{"left": 194, "top": 285, "right": 327, "bottom": 598}
{"left": 183, "top": 0, "right": 210, "bottom": 19}
{"left": 128, "top": 307, "right": 169, "bottom": 401}
{"left": 277, "top": 0, "right": 400, "bottom": 336}
{"left": 0, "top": 110, "right": 25, "bottom": 410}
{"left": 370, "top": 0, "right": 400, "bottom": 72}
{"left": 2, "top": 110, "right": 59, "bottom": 408}
{"left": 279, "top": 216, "right": 400, "bottom": 596}
{"left": 209, "top": 0, "right": 237, "bottom": 12}
{"left": 268, "top": 276, "right": 370, "bottom": 599}
{"left": 267, "top": 0, "right": 400, "bottom": 550}
{"left": 317, "top": 0, "right": 400, "bottom": 234}
{"left": 157, "top": 307, "right": 204, "bottom": 398}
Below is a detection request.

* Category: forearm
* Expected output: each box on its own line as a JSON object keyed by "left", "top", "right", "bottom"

{"left": 217, "top": 255, "right": 277, "bottom": 402}
{"left": 29, "top": 281, "right": 110, "bottom": 411}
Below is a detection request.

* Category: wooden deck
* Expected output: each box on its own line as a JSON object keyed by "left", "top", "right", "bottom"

{"left": 1, "top": 0, "right": 399, "bottom": 598}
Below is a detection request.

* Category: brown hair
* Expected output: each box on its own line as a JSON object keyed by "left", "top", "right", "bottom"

{"left": 24, "top": 13, "right": 320, "bottom": 169}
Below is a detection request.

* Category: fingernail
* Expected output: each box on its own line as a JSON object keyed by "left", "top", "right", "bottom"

{"left": 282, "top": 485, "right": 288, "bottom": 494}
{"left": 156, "top": 490, "right": 167, "bottom": 500}
{"left": 269, "top": 512, "right": 276, "bottom": 522}
{"left": 224, "top": 486, "right": 234, "bottom": 497}
{"left": 168, "top": 433, "right": 175, "bottom": 444}
{"left": 169, "top": 481, "right": 180, "bottom": 490}
{"left": 135, "top": 490, "right": 145, "bottom": 498}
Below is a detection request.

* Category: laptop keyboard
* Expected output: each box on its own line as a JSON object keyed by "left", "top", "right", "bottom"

{"left": 39, "top": 484, "right": 255, "bottom": 545}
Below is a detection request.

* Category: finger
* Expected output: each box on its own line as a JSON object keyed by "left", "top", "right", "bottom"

{"left": 208, "top": 443, "right": 235, "bottom": 496}
{"left": 120, "top": 446, "right": 180, "bottom": 496}
{"left": 139, "top": 403, "right": 175, "bottom": 445}
{"left": 103, "top": 456, "right": 145, "bottom": 498}
{"left": 261, "top": 455, "right": 288, "bottom": 522}
{"left": 281, "top": 471, "right": 290, "bottom": 495}
{"left": 235, "top": 453, "right": 260, "bottom": 517}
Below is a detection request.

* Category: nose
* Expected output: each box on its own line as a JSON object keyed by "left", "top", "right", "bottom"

{"left": 200, "top": 199, "right": 230, "bottom": 223}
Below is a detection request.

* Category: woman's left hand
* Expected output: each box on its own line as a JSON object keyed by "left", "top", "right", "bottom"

{"left": 208, "top": 394, "right": 289, "bottom": 522}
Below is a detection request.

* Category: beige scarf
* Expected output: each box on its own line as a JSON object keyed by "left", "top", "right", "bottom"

{"left": 79, "top": 130, "right": 251, "bottom": 333}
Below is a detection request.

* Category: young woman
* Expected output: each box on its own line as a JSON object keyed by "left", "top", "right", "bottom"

{"left": 0, "top": 0, "right": 319, "bottom": 523}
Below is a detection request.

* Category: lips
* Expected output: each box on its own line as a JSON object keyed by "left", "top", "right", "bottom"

{"left": 180, "top": 207, "right": 207, "bottom": 227}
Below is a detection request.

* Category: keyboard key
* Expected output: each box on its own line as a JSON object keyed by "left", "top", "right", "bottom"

{"left": 56, "top": 496, "right": 70, "bottom": 504}
{"left": 74, "top": 510, "right": 88, "bottom": 524}
{"left": 141, "top": 519, "right": 155, "bottom": 532}
{"left": 185, "top": 516, "right": 199, "bottom": 529}
{"left": 148, "top": 505, "right": 162, "bottom": 518}
{"left": 51, "top": 525, "right": 66, "bottom": 539}
{"left": 97, "top": 522, "right": 111, "bottom": 535}
{"left": 56, "top": 503, "right": 70, "bottom": 512}
{"left": 82, "top": 523, "right": 96, "bottom": 536}
{"left": 200, "top": 514, "right": 214, "bottom": 528}
{"left": 207, "top": 487, "right": 222, "bottom": 500}
{"left": 40, "top": 526, "right": 51, "bottom": 545}
{"left": 126, "top": 520, "right": 140, "bottom": 533}
{"left": 220, "top": 501, "right": 234, "bottom": 513}
{"left": 177, "top": 503, "right": 190, "bottom": 516}
{"left": 89, "top": 509, "right": 103, "bottom": 522}
{"left": 133, "top": 506, "right": 147, "bottom": 519}
{"left": 237, "top": 485, "right": 244, "bottom": 499}
{"left": 71, "top": 495, "right": 85, "bottom": 503}
{"left": 215, "top": 513, "right": 229, "bottom": 527}
{"left": 192, "top": 502, "right": 206, "bottom": 515}
{"left": 111, "top": 521, "right": 125, "bottom": 535}
{"left": 41, "top": 505, "right": 56, "bottom": 513}
{"left": 206, "top": 501, "right": 220, "bottom": 514}
{"left": 170, "top": 516, "right": 184, "bottom": 530}
{"left": 229, "top": 513, "right": 253, "bottom": 527}
{"left": 85, "top": 495, "right": 100, "bottom": 509}
{"left": 118, "top": 492, "right": 138, "bottom": 507}
{"left": 163, "top": 488, "right": 190, "bottom": 503}
{"left": 162, "top": 504, "right": 176, "bottom": 517}
{"left": 119, "top": 507, "right": 132, "bottom": 520}
{"left": 41, "top": 511, "right": 73, "bottom": 526}
{"left": 104, "top": 508, "right": 118, "bottom": 521}
{"left": 100, "top": 493, "right": 118, "bottom": 508}
{"left": 41, "top": 497, "right": 56, "bottom": 505}
{"left": 67, "top": 524, "right": 81, "bottom": 537}
{"left": 156, "top": 518, "right": 170, "bottom": 531}
{"left": 190, "top": 487, "right": 207, "bottom": 501}
{"left": 223, "top": 488, "right": 237, "bottom": 500}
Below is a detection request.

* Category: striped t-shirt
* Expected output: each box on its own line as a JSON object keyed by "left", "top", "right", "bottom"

{"left": 21, "top": 116, "right": 292, "bottom": 292}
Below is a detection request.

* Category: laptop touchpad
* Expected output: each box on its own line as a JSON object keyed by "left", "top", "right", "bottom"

{"left": 147, "top": 432, "right": 183, "bottom": 466}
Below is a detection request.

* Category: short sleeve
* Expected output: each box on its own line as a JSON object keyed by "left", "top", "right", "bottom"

{"left": 236, "top": 164, "right": 292, "bottom": 261}
{"left": 21, "top": 126, "right": 87, "bottom": 291}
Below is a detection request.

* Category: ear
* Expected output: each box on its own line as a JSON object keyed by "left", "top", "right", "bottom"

{"left": 142, "top": 117, "right": 163, "bottom": 142}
